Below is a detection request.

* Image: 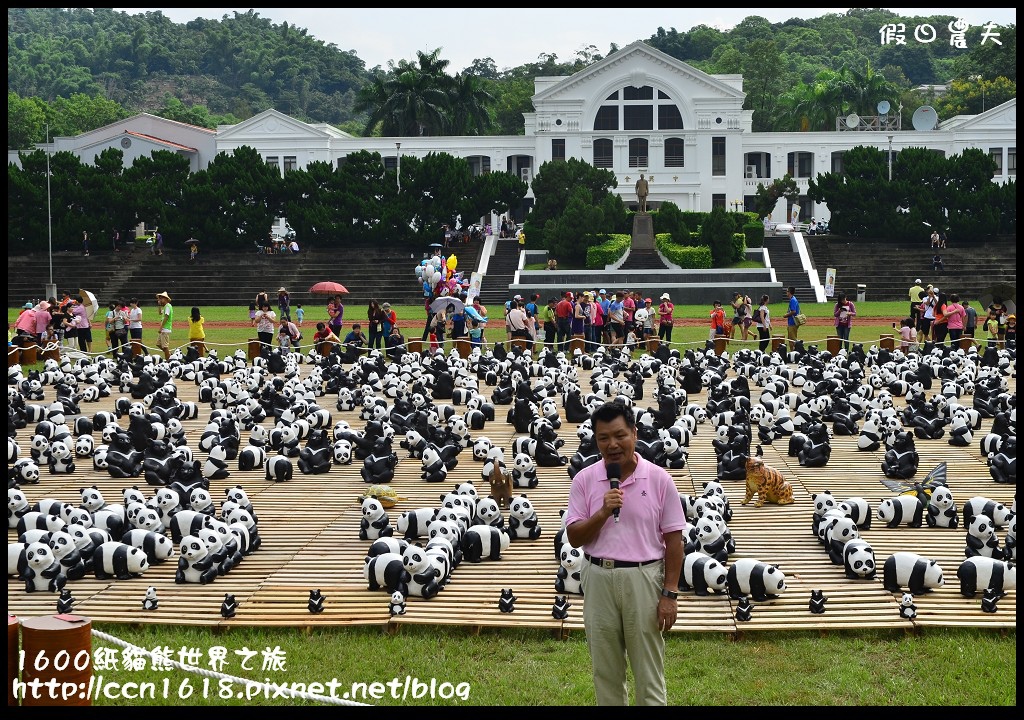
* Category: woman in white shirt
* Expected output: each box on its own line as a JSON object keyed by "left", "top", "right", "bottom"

{"left": 919, "top": 288, "right": 937, "bottom": 340}
{"left": 128, "top": 297, "right": 145, "bottom": 355}
{"left": 755, "top": 294, "right": 771, "bottom": 353}
{"left": 253, "top": 302, "right": 278, "bottom": 350}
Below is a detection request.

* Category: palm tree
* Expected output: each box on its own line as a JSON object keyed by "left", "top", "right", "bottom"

{"left": 449, "top": 73, "right": 495, "bottom": 135}
{"left": 354, "top": 48, "right": 452, "bottom": 136}
{"left": 842, "top": 61, "right": 898, "bottom": 117}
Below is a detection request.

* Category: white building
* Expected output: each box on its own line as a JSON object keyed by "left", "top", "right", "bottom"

{"left": 12, "top": 41, "right": 1016, "bottom": 224}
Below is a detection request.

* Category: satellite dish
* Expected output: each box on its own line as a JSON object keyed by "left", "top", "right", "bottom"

{"left": 912, "top": 106, "right": 937, "bottom": 131}
{"left": 877, "top": 100, "right": 891, "bottom": 115}
{"left": 845, "top": 113, "right": 860, "bottom": 129}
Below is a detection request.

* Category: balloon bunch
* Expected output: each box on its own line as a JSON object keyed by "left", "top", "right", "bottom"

{"left": 414, "top": 253, "right": 464, "bottom": 300}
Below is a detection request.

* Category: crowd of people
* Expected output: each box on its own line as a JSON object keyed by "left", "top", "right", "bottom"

{"left": 13, "top": 280, "right": 1015, "bottom": 366}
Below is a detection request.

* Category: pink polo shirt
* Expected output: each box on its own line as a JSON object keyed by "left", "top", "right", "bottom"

{"left": 565, "top": 453, "right": 686, "bottom": 562}
{"left": 944, "top": 302, "right": 966, "bottom": 331}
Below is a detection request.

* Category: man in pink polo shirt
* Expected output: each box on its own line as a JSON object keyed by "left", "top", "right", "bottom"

{"left": 566, "top": 402, "right": 685, "bottom": 706}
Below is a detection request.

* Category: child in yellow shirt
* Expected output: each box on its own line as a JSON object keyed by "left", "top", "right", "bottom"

{"left": 189, "top": 306, "right": 206, "bottom": 355}
{"left": 984, "top": 314, "right": 1000, "bottom": 349}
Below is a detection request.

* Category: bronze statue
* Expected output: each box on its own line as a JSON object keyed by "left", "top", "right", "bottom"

{"left": 635, "top": 174, "right": 649, "bottom": 213}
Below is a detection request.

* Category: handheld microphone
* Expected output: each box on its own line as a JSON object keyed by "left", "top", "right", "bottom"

{"left": 607, "top": 462, "right": 621, "bottom": 523}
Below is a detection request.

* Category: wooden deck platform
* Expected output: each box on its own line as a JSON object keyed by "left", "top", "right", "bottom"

{"left": 7, "top": 354, "right": 1016, "bottom": 635}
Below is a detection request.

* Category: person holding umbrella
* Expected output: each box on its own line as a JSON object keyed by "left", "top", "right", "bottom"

{"left": 327, "top": 294, "right": 344, "bottom": 336}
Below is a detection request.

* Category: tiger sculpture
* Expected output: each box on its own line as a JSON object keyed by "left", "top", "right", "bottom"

{"left": 742, "top": 445, "right": 795, "bottom": 507}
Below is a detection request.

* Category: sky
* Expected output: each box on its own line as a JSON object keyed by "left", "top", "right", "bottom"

{"left": 114, "top": 7, "right": 1016, "bottom": 72}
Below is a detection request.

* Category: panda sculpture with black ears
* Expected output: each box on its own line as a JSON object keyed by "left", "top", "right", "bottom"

{"left": 507, "top": 495, "right": 542, "bottom": 540}
{"left": 359, "top": 497, "right": 394, "bottom": 541}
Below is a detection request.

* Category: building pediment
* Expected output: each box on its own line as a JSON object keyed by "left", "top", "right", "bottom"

{"left": 217, "top": 109, "right": 332, "bottom": 140}
{"left": 947, "top": 98, "right": 1016, "bottom": 131}
{"left": 532, "top": 41, "right": 745, "bottom": 104}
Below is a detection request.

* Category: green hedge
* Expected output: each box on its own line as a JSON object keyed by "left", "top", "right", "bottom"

{"left": 743, "top": 223, "right": 764, "bottom": 248}
{"left": 655, "top": 235, "right": 713, "bottom": 268}
{"left": 585, "top": 234, "right": 631, "bottom": 268}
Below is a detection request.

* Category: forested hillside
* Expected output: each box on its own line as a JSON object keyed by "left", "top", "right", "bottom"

{"left": 7, "top": 7, "right": 1016, "bottom": 149}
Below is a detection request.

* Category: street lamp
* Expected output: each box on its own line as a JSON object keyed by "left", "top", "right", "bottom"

{"left": 887, "top": 135, "right": 893, "bottom": 182}
{"left": 969, "top": 74, "right": 985, "bottom": 112}
{"left": 396, "top": 142, "right": 402, "bottom": 193}
{"left": 45, "top": 123, "right": 55, "bottom": 300}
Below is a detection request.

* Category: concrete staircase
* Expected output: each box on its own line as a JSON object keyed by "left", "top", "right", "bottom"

{"left": 478, "top": 238, "right": 521, "bottom": 306}
{"left": 762, "top": 237, "right": 815, "bottom": 304}
{"left": 620, "top": 248, "right": 668, "bottom": 270}
{"left": 7, "top": 242, "right": 485, "bottom": 309}
{"left": 804, "top": 236, "right": 1017, "bottom": 301}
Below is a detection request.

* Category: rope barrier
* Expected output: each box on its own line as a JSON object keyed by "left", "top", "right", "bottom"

{"left": 90, "top": 628, "right": 368, "bottom": 706}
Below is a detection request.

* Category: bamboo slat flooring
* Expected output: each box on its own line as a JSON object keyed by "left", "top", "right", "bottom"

{"left": 7, "top": 350, "right": 1016, "bottom": 635}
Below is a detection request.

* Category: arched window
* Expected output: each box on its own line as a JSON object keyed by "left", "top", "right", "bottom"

{"left": 589, "top": 85, "right": 684, "bottom": 133}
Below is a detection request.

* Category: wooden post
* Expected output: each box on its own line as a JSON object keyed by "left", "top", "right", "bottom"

{"left": 190, "top": 341, "right": 206, "bottom": 357}
{"left": 131, "top": 341, "right": 145, "bottom": 357}
{"left": 569, "top": 337, "right": 586, "bottom": 355}
{"left": 7, "top": 615, "right": 18, "bottom": 706}
{"left": 879, "top": 334, "right": 895, "bottom": 351}
{"left": 42, "top": 347, "right": 61, "bottom": 363}
{"left": 407, "top": 340, "right": 424, "bottom": 355}
{"left": 959, "top": 336, "right": 975, "bottom": 351}
{"left": 18, "top": 345, "right": 37, "bottom": 366}
{"left": 826, "top": 336, "right": 841, "bottom": 355}
{"left": 20, "top": 615, "right": 92, "bottom": 706}
{"left": 7, "top": 349, "right": 20, "bottom": 368}
{"left": 714, "top": 336, "right": 729, "bottom": 356}
{"left": 511, "top": 338, "right": 530, "bottom": 353}
{"left": 454, "top": 338, "right": 472, "bottom": 358}
{"left": 247, "top": 338, "right": 262, "bottom": 361}
{"left": 771, "top": 336, "right": 786, "bottom": 353}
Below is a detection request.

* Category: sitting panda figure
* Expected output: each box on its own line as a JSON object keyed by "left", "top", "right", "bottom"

{"left": 189, "top": 488, "right": 216, "bottom": 517}
{"left": 388, "top": 590, "right": 407, "bottom": 616}
{"left": 419, "top": 447, "right": 448, "bottom": 484}
{"left": 947, "top": 412, "right": 973, "bottom": 447}
{"left": 297, "top": 429, "right": 332, "bottom": 475}
{"left": 175, "top": 535, "right": 218, "bottom": 584}
{"left": 142, "top": 439, "right": 180, "bottom": 487}
{"left": 660, "top": 435, "right": 688, "bottom": 469}
{"left": 554, "top": 544, "right": 584, "bottom": 595}
{"left": 360, "top": 446, "right": 399, "bottom": 485}
{"left": 881, "top": 431, "right": 920, "bottom": 479}
{"left": 511, "top": 453, "right": 538, "bottom": 489}
{"left": 401, "top": 430, "right": 429, "bottom": 459}
{"left": 46, "top": 440, "right": 75, "bottom": 474}
{"left": 201, "top": 444, "right": 231, "bottom": 482}
{"left": 472, "top": 497, "right": 504, "bottom": 528}
{"left": 224, "top": 486, "right": 257, "bottom": 524}
{"left": 359, "top": 497, "right": 394, "bottom": 541}
{"left": 401, "top": 544, "right": 440, "bottom": 600}
{"left": 988, "top": 436, "right": 1016, "bottom": 485}
{"left": 857, "top": 415, "right": 886, "bottom": 452}
{"left": 685, "top": 516, "right": 729, "bottom": 563}
{"left": 19, "top": 542, "right": 67, "bottom": 593}
{"left": 898, "top": 592, "right": 917, "bottom": 620}
{"left": 964, "top": 514, "right": 1003, "bottom": 559}
{"left": 798, "top": 422, "right": 832, "bottom": 468}
{"left": 8, "top": 487, "right": 31, "bottom": 529}
{"left": 47, "top": 530, "right": 88, "bottom": 581}
{"left": 507, "top": 495, "right": 542, "bottom": 540}
{"left": 926, "top": 486, "right": 959, "bottom": 529}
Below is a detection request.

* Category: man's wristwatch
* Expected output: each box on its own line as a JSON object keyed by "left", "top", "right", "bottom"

{"left": 660, "top": 588, "right": 678, "bottom": 600}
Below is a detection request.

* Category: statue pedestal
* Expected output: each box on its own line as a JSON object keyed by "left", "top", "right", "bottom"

{"left": 630, "top": 213, "right": 655, "bottom": 250}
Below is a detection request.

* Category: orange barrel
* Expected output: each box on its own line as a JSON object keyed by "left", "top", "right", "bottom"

{"left": 8, "top": 615, "right": 18, "bottom": 706}
{"left": 20, "top": 615, "right": 92, "bottom": 706}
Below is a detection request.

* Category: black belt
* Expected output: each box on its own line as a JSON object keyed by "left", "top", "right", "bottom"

{"left": 585, "top": 554, "right": 660, "bottom": 570}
